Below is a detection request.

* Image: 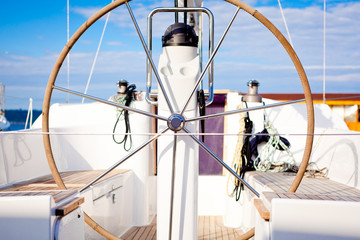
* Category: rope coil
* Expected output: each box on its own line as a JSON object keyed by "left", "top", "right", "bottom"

{"left": 254, "top": 110, "right": 295, "bottom": 172}
{"left": 227, "top": 104, "right": 246, "bottom": 197}
{"left": 110, "top": 84, "right": 136, "bottom": 151}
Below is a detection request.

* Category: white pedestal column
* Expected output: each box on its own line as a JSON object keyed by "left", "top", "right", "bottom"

{"left": 157, "top": 46, "right": 199, "bottom": 240}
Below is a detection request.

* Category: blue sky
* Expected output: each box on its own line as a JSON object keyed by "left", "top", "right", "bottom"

{"left": 0, "top": 0, "right": 359, "bottom": 109}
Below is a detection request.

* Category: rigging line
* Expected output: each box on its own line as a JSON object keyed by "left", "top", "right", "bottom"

{"left": 24, "top": 98, "right": 33, "bottom": 130}
{"left": 67, "top": 0, "right": 70, "bottom": 104}
{"left": 277, "top": 0, "right": 293, "bottom": 48}
{"left": 323, "top": 0, "right": 326, "bottom": 104}
{"left": 82, "top": 0, "right": 113, "bottom": 103}
{"left": 313, "top": 95, "right": 360, "bottom": 101}
{"left": 2, "top": 131, "right": 360, "bottom": 136}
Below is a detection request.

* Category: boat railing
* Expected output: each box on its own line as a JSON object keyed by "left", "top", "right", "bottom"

{"left": 146, "top": 7, "right": 214, "bottom": 106}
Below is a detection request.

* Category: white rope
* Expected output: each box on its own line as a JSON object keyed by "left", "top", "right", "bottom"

{"left": 254, "top": 111, "right": 295, "bottom": 172}
{"left": 304, "top": 162, "right": 328, "bottom": 178}
{"left": 82, "top": 0, "right": 113, "bottom": 103}
{"left": 109, "top": 95, "right": 127, "bottom": 117}
{"left": 277, "top": 0, "right": 294, "bottom": 48}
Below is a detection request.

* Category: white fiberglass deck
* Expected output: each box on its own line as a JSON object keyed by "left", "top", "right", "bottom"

{"left": 0, "top": 170, "right": 244, "bottom": 240}
{"left": 249, "top": 171, "right": 360, "bottom": 221}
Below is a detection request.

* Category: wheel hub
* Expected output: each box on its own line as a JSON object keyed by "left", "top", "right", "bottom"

{"left": 167, "top": 114, "right": 185, "bottom": 131}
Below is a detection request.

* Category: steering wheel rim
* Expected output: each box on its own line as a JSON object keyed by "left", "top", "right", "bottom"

{"left": 42, "top": 0, "right": 314, "bottom": 239}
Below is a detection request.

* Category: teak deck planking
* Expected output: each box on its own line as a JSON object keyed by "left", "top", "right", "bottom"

{"left": 121, "top": 216, "right": 244, "bottom": 240}
{"left": 248, "top": 171, "right": 360, "bottom": 198}
{"left": 0, "top": 169, "right": 129, "bottom": 201}
{"left": 1, "top": 170, "right": 244, "bottom": 239}
{"left": 6, "top": 170, "right": 358, "bottom": 237}
{"left": 0, "top": 190, "right": 77, "bottom": 203}
{"left": 248, "top": 171, "right": 360, "bottom": 220}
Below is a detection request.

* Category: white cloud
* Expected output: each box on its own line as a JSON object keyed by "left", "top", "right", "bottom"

{"left": 0, "top": 53, "right": 57, "bottom": 76}
{"left": 72, "top": 6, "right": 102, "bottom": 19}
{"left": 311, "top": 73, "right": 360, "bottom": 82}
{"left": 2, "top": 0, "right": 359, "bottom": 109}
{"left": 305, "top": 65, "right": 360, "bottom": 70}
{"left": 202, "top": 0, "right": 360, "bottom": 92}
{"left": 106, "top": 41, "right": 125, "bottom": 46}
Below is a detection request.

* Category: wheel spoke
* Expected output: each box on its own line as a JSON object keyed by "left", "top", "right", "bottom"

{"left": 180, "top": 7, "right": 240, "bottom": 115}
{"left": 183, "top": 127, "right": 260, "bottom": 197}
{"left": 53, "top": 85, "right": 168, "bottom": 121}
{"left": 168, "top": 134, "right": 178, "bottom": 240}
{"left": 125, "top": 2, "right": 174, "bottom": 114}
{"left": 186, "top": 98, "right": 305, "bottom": 122}
{"left": 79, "top": 127, "right": 170, "bottom": 193}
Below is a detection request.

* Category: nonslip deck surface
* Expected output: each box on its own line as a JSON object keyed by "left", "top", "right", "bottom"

{"left": 0, "top": 169, "right": 129, "bottom": 201}
{"left": 263, "top": 191, "right": 360, "bottom": 202}
{"left": 0, "top": 190, "right": 77, "bottom": 203}
{"left": 248, "top": 171, "right": 360, "bottom": 198}
{"left": 249, "top": 171, "right": 360, "bottom": 220}
{"left": 121, "top": 216, "right": 244, "bottom": 240}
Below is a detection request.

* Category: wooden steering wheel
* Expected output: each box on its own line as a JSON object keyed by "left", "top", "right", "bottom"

{"left": 42, "top": 0, "right": 314, "bottom": 239}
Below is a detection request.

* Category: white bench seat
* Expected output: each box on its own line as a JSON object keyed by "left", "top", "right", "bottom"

{"left": 248, "top": 171, "right": 360, "bottom": 240}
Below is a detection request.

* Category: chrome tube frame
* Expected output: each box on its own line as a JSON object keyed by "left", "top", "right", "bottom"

{"left": 126, "top": 2, "right": 175, "bottom": 114}
{"left": 146, "top": 7, "right": 214, "bottom": 106}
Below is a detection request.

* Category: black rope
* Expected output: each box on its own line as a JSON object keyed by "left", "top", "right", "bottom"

{"left": 112, "top": 84, "right": 136, "bottom": 151}
{"left": 198, "top": 90, "right": 206, "bottom": 142}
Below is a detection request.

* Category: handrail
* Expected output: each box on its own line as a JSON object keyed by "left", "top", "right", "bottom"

{"left": 146, "top": 7, "right": 214, "bottom": 106}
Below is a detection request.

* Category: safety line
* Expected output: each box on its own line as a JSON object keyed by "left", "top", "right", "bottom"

{"left": 82, "top": 0, "right": 113, "bottom": 103}
{"left": 1, "top": 132, "right": 359, "bottom": 136}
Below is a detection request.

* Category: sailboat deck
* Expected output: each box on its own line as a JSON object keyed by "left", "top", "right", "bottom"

{"left": 248, "top": 171, "right": 360, "bottom": 220}
{"left": 0, "top": 169, "right": 129, "bottom": 200}
{"left": 248, "top": 171, "right": 360, "bottom": 197}
{"left": 3, "top": 170, "right": 360, "bottom": 237}
{"left": 121, "top": 216, "right": 244, "bottom": 240}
